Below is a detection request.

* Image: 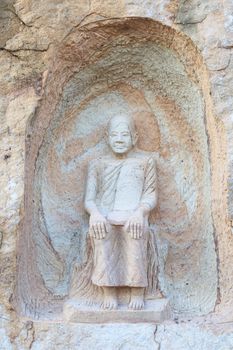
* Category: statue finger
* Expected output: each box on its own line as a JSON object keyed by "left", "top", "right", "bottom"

{"left": 94, "top": 224, "right": 100, "bottom": 239}
{"left": 133, "top": 224, "right": 137, "bottom": 238}
{"left": 129, "top": 222, "right": 133, "bottom": 235}
{"left": 90, "top": 225, "right": 95, "bottom": 237}
{"left": 105, "top": 222, "right": 110, "bottom": 233}
{"left": 107, "top": 222, "right": 111, "bottom": 233}
{"left": 138, "top": 223, "right": 143, "bottom": 238}
{"left": 134, "top": 223, "right": 137, "bottom": 235}
{"left": 140, "top": 226, "right": 143, "bottom": 238}
{"left": 129, "top": 223, "right": 134, "bottom": 238}
{"left": 133, "top": 223, "right": 137, "bottom": 239}
{"left": 136, "top": 223, "right": 140, "bottom": 239}
{"left": 101, "top": 224, "right": 106, "bottom": 239}
{"left": 130, "top": 223, "right": 134, "bottom": 237}
{"left": 139, "top": 226, "right": 143, "bottom": 238}
{"left": 100, "top": 223, "right": 105, "bottom": 238}
{"left": 134, "top": 223, "right": 138, "bottom": 239}
{"left": 135, "top": 224, "right": 138, "bottom": 239}
{"left": 104, "top": 222, "right": 109, "bottom": 234}
{"left": 98, "top": 223, "right": 103, "bottom": 239}
{"left": 101, "top": 222, "right": 106, "bottom": 238}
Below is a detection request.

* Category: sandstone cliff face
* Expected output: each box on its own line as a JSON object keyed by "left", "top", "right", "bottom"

{"left": 1, "top": 1, "right": 233, "bottom": 349}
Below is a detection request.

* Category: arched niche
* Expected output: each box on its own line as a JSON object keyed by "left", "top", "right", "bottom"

{"left": 15, "top": 17, "right": 223, "bottom": 319}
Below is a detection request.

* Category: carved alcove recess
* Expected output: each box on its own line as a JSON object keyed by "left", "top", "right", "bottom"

{"left": 15, "top": 18, "right": 224, "bottom": 320}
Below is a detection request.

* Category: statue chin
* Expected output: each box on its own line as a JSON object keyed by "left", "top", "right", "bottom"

{"left": 107, "top": 210, "right": 134, "bottom": 225}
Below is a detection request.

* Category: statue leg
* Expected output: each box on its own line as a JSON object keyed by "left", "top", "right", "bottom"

{"left": 91, "top": 225, "right": 119, "bottom": 309}
{"left": 120, "top": 226, "right": 147, "bottom": 309}
{"left": 121, "top": 226, "right": 148, "bottom": 286}
{"left": 128, "top": 287, "right": 145, "bottom": 310}
{"left": 92, "top": 225, "right": 120, "bottom": 286}
{"left": 102, "top": 286, "right": 118, "bottom": 310}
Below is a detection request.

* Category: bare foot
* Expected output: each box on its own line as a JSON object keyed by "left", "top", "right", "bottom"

{"left": 128, "top": 287, "right": 144, "bottom": 310}
{"left": 102, "top": 287, "right": 118, "bottom": 310}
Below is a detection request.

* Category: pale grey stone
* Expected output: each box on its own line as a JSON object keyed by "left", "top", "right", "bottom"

{"left": 64, "top": 299, "right": 171, "bottom": 323}
{"left": 0, "top": 328, "right": 13, "bottom": 350}
{"left": 31, "top": 323, "right": 158, "bottom": 350}
{"left": 156, "top": 324, "right": 233, "bottom": 350}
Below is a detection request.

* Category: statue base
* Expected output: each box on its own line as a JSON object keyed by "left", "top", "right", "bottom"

{"left": 63, "top": 298, "right": 171, "bottom": 323}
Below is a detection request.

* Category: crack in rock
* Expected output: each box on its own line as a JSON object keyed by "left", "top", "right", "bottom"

{"left": 154, "top": 325, "right": 161, "bottom": 350}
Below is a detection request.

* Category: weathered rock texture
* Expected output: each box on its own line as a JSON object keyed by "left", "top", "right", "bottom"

{"left": 16, "top": 17, "right": 220, "bottom": 319}
{"left": 1, "top": 0, "right": 233, "bottom": 349}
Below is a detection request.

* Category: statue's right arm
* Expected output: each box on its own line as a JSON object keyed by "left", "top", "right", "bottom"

{"left": 84, "top": 160, "right": 100, "bottom": 216}
{"left": 84, "top": 160, "right": 109, "bottom": 239}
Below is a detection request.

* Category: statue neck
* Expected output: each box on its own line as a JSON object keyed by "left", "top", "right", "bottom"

{"left": 111, "top": 148, "right": 136, "bottom": 160}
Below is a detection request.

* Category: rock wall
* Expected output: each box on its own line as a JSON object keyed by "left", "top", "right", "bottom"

{"left": 1, "top": 0, "right": 233, "bottom": 349}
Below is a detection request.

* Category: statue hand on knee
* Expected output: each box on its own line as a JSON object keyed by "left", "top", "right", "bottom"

{"left": 125, "top": 209, "right": 144, "bottom": 240}
{"left": 89, "top": 212, "right": 109, "bottom": 239}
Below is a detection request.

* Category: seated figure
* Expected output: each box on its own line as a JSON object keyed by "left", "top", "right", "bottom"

{"left": 84, "top": 114, "right": 157, "bottom": 310}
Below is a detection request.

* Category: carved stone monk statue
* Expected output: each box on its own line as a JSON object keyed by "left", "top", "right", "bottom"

{"left": 84, "top": 114, "right": 157, "bottom": 310}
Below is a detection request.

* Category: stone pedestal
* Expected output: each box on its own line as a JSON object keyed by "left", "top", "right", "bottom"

{"left": 63, "top": 298, "right": 171, "bottom": 323}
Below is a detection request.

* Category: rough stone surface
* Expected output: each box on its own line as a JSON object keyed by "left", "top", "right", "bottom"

{"left": 16, "top": 18, "right": 218, "bottom": 320}
{"left": 30, "top": 323, "right": 158, "bottom": 350}
{"left": 1, "top": 0, "right": 233, "bottom": 349}
{"left": 155, "top": 323, "right": 233, "bottom": 350}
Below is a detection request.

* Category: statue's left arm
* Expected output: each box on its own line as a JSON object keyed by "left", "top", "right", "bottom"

{"left": 138, "top": 156, "right": 157, "bottom": 216}
{"left": 125, "top": 156, "right": 157, "bottom": 239}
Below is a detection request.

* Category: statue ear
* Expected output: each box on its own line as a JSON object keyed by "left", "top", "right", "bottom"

{"left": 132, "top": 132, "right": 138, "bottom": 146}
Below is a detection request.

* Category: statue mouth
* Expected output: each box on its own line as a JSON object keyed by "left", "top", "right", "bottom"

{"left": 114, "top": 144, "right": 126, "bottom": 148}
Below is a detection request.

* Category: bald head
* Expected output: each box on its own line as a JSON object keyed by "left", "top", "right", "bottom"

{"left": 106, "top": 114, "right": 138, "bottom": 155}
{"left": 108, "top": 114, "right": 136, "bottom": 134}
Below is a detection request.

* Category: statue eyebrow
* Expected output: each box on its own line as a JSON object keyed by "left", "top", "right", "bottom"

{"left": 110, "top": 131, "right": 130, "bottom": 135}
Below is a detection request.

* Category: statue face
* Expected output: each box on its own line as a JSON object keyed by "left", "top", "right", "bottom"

{"left": 108, "top": 122, "right": 133, "bottom": 155}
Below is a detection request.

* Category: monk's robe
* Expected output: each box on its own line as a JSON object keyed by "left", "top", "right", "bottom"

{"left": 85, "top": 151, "right": 157, "bottom": 287}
